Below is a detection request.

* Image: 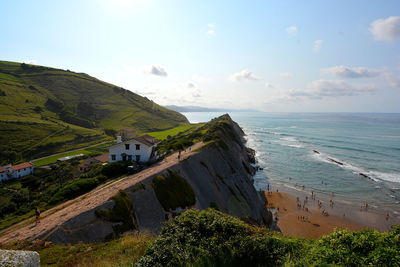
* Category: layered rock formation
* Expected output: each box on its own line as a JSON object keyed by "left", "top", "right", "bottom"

{"left": 43, "top": 114, "right": 271, "bottom": 243}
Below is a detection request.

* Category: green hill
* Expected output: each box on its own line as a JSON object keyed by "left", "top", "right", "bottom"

{"left": 0, "top": 60, "right": 188, "bottom": 164}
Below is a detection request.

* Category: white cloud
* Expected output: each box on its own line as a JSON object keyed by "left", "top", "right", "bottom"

{"left": 288, "top": 80, "right": 377, "bottom": 99}
{"left": 279, "top": 72, "right": 293, "bottom": 78}
{"left": 229, "top": 69, "right": 259, "bottom": 82}
{"left": 383, "top": 73, "right": 400, "bottom": 88}
{"left": 323, "top": 66, "right": 381, "bottom": 78}
{"left": 187, "top": 82, "right": 196, "bottom": 88}
{"left": 192, "top": 89, "right": 202, "bottom": 98}
{"left": 314, "top": 40, "right": 323, "bottom": 52}
{"left": 265, "top": 83, "right": 275, "bottom": 88}
{"left": 370, "top": 16, "right": 400, "bottom": 42}
{"left": 23, "top": 60, "right": 36, "bottom": 65}
{"left": 142, "top": 65, "right": 168, "bottom": 77}
{"left": 207, "top": 23, "right": 216, "bottom": 35}
{"left": 286, "top": 26, "right": 298, "bottom": 35}
{"left": 308, "top": 80, "right": 376, "bottom": 96}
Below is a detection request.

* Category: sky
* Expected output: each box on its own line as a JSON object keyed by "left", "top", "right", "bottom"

{"left": 1, "top": 0, "right": 400, "bottom": 112}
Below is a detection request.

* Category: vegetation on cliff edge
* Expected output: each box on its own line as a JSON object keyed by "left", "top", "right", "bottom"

{"left": 2, "top": 209, "right": 399, "bottom": 266}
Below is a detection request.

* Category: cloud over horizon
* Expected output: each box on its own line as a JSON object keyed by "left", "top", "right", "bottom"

{"left": 323, "top": 66, "right": 381, "bottom": 78}
{"left": 142, "top": 65, "right": 168, "bottom": 77}
{"left": 229, "top": 69, "right": 259, "bottom": 81}
{"left": 289, "top": 79, "right": 377, "bottom": 99}
{"left": 370, "top": 16, "right": 400, "bottom": 42}
{"left": 279, "top": 72, "right": 293, "bottom": 78}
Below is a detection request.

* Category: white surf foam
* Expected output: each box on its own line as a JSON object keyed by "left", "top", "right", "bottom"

{"left": 369, "top": 171, "right": 400, "bottom": 184}
{"left": 277, "top": 136, "right": 305, "bottom": 148}
{"left": 280, "top": 136, "right": 298, "bottom": 142}
{"left": 311, "top": 151, "right": 400, "bottom": 184}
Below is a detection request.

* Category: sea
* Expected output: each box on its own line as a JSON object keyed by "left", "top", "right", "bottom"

{"left": 182, "top": 112, "right": 400, "bottom": 222}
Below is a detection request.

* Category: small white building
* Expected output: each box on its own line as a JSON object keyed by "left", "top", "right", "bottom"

{"left": 109, "top": 135, "right": 159, "bottom": 163}
{"left": 0, "top": 166, "right": 8, "bottom": 181}
{"left": 3, "top": 162, "right": 35, "bottom": 179}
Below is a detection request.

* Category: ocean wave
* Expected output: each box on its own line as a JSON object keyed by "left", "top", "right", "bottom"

{"left": 311, "top": 151, "right": 400, "bottom": 184}
{"left": 286, "top": 144, "right": 304, "bottom": 148}
{"left": 266, "top": 131, "right": 284, "bottom": 135}
{"left": 369, "top": 171, "right": 400, "bottom": 184}
{"left": 276, "top": 136, "right": 305, "bottom": 148}
{"left": 280, "top": 136, "right": 298, "bottom": 142}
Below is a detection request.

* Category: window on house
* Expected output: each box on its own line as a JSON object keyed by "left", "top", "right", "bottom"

{"left": 136, "top": 155, "right": 140, "bottom": 162}
{"left": 136, "top": 144, "right": 140, "bottom": 150}
{"left": 111, "top": 154, "right": 116, "bottom": 160}
{"left": 125, "top": 144, "right": 130, "bottom": 150}
{"left": 128, "top": 155, "right": 132, "bottom": 161}
{"left": 24, "top": 168, "right": 26, "bottom": 171}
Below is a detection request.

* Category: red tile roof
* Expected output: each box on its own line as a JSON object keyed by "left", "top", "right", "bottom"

{"left": 0, "top": 166, "right": 7, "bottom": 173}
{"left": 10, "top": 162, "right": 34, "bottom": 171}
{"left": 94, "top": 153, "right": 109, "bottom": 163}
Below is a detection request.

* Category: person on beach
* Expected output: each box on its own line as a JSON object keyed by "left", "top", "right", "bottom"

{"left": 386, "top": 213, "right": 390, "bottom": 221}
{"left": 35, "top": 207, "right": 40, "bottom": 225}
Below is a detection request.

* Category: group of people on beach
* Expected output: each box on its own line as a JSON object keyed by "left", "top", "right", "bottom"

{"left": 268, "top": 183, "right": 393, "bottom": 226}
{"left": 360, "top": 203, "right": 368, "bottom": 212}
{"left": 297, "top": 215, "right": 309, "bottom": 222}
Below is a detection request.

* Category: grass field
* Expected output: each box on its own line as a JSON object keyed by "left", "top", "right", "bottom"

{"left": 32, "top": 150, "right": 92, "bottom": 167}
{"left": 32, "top": 141, "right": 114, "bottom": 167}
{"left": 143, "top": 123, "right": 198, "bottom": 140}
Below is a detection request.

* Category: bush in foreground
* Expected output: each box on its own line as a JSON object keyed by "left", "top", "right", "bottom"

{"left": 136, "top": 209, "right": 304, "bottom": 267}
{"left": 136, "top": 209, "right": 400, "bottom": 267}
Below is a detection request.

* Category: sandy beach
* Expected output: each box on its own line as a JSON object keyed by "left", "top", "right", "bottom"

{"left": 265, "top": 191, "right": 368, "bottom": 238}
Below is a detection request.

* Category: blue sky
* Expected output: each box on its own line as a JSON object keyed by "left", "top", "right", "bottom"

{"left": 1, "top": 0, "right": 400, "bottom": 112}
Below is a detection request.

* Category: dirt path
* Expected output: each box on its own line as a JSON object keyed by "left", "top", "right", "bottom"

{"left": 0, "top": 142, "right": 204, "bottom": 244}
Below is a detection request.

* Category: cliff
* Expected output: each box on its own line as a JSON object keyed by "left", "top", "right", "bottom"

{"left": 3, "top": 114, "right": 271, "bottom": 244}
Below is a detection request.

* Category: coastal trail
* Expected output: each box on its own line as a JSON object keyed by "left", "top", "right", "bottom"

{"left": 0, "top": 142, "right": 204, "bottom": 244}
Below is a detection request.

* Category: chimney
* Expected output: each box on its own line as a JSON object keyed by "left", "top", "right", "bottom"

{"left": 116, "top": 136, "right": 122, "bottom": 144}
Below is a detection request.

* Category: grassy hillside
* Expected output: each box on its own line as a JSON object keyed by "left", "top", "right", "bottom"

{"left": 0, "top": 60, "right": 188, "bottom": 163}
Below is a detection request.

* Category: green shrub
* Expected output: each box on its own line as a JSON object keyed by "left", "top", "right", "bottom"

{"left": 95, "top": 190, "right": 136, "bottom": 238}
{"left": 299, "top": 227, "right": 400, "bottom": 266}
{"left": 101, "top": 161, "right": 134, "bottom": 178}
{"left": 49, "top": 177, "right": 99, "bottom": 204}
{"left": 152, "top": 169, "right": 196, "bottom": 211}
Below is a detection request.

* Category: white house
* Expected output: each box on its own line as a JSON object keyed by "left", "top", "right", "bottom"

{"left": 109, "top": 135, "right": 160, "bottom": 163}
{"left": 0, "top": 166, "right": 8, "bottom": 181}
{"left": 4, "top": 162, "right": 35, "bottom": 179}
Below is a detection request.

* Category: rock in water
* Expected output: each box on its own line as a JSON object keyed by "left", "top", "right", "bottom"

{"left": 0, "top": 249, "right": 40, "bottom": 267}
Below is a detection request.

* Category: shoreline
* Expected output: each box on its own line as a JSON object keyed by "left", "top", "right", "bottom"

{"left": 265, "top": 189, "right": 397, "bottom": 238}
{"left": 263, "top": 180, "right": 400, "bottom": 232}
